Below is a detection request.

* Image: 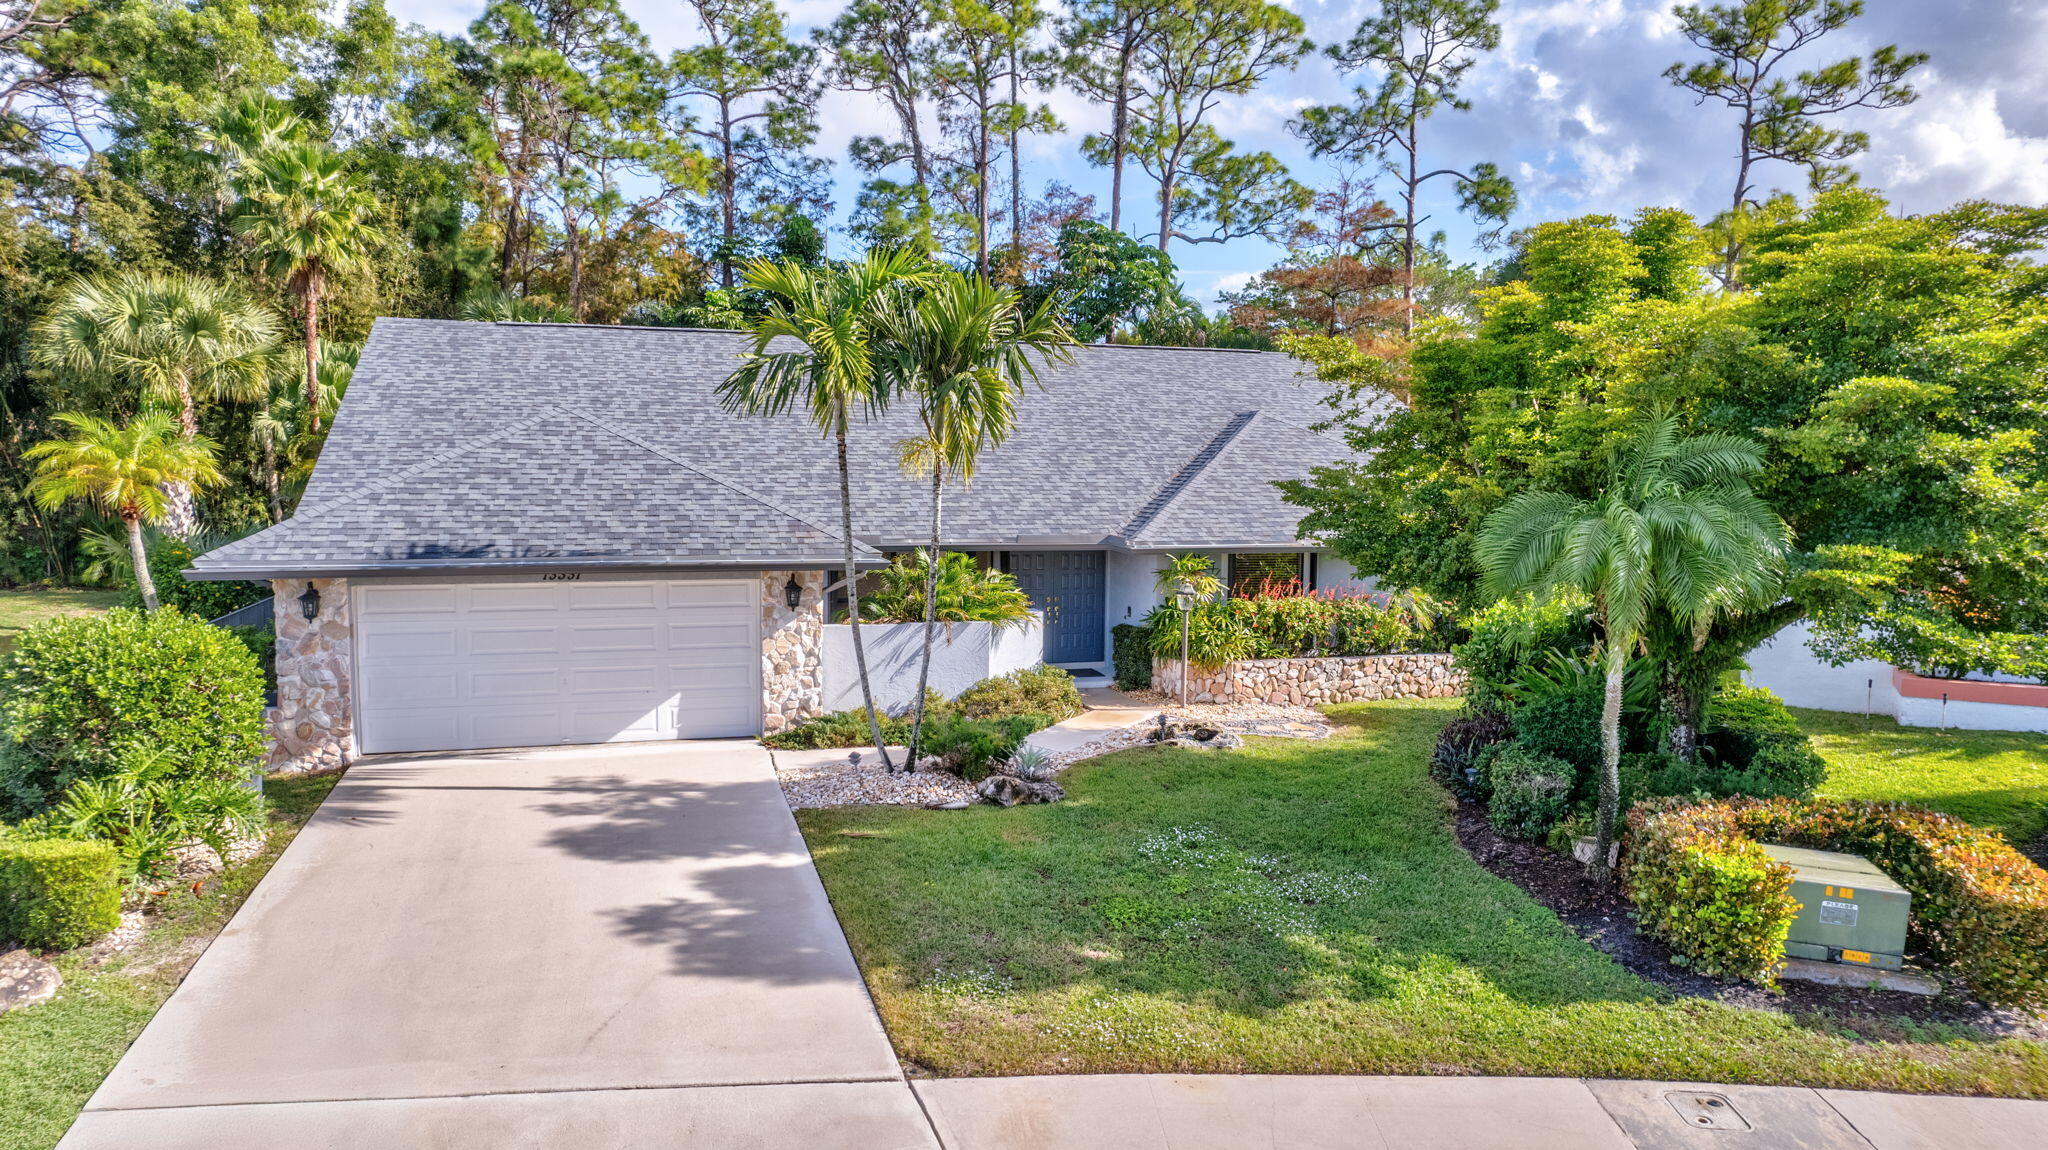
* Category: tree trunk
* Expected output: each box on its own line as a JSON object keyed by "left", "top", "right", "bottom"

{"left": 304, "top": 283, "right": 323, "bottom": 433}
{"left": 1109, "top": 31, "right": 1134, "bottom": 234}
{"left": 908, "top": 464, "right": 944, "bottom": 768}
{"left": 1590, "top": 645, "right": 1625, "bottom": 884}
{"left": 127, "top": 512, "right": 159, "bottom": 612}
{"left": 720, "top": 95, "right": 738, "bottom": 291}
{"left": 160, "top": 369, "right": 201, "bottom": 538}
{"left": 1007, "top": 45, "right": 1024, "bottom": 273}
{"left": 838, "top": 419, "right": 894, "bottom": 770}
{"left": 1401, "top": 122, "right": 1418, "bottom": 338}
{"left": 975, "top": 108, "right": 991, "bottom": 279}
{"left": 1156, "top": 172, "right": 1174, "bottom": 257}
{"left": 261, "top": 437, "right": 282, "bottom": 524}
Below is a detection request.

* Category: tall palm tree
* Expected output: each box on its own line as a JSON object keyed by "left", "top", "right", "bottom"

{"left": 873, "top": 272, "right": 1074, "bottom": 766}
{"left": 1475, "top": 416, "right": 1789, "bottom": 879}
{"left": 233, "top": 141, "right": 383, "bottom": 433}
{"left": 252, "top": 342, "right": 357, "bottom": 523}
{"left": 31, "top": 272, "right": 278, "bottom": 537}
{"left": 718, "top": 251, "right": 934, "bottom": 769}
{"left": 27, "top": 412, "right": 225, "bottom": 612}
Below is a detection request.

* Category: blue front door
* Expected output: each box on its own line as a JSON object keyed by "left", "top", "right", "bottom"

{"left": 1006, "top": 551, "right": 1106, "bottom": 664}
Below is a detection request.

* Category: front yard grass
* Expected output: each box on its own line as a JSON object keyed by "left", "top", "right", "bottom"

{"left": 0, "top": 769, "right": 341, "bottom": 1150}
{"left": 0, "top": 589, "right": 122, "bottom": 655}
{"left": 799, "top": 699, "right": 2048, "bottom": 1095}
{"left": 1799, "top": 708, "right": 2048, "bottom": 846}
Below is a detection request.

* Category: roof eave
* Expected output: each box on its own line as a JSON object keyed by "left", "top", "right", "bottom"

{"left": 184, "top": 554, "right": 882, "bottom": 582}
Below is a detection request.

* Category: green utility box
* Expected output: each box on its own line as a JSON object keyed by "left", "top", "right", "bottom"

{"left": 1760, "top": 844, "right": 1911, "bottom": 972}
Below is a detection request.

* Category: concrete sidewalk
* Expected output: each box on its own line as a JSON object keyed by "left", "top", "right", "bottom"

{"left": 1022, "top": 686, "right": 1161, "bottom": 756}
{"left": 915, "top": 1075, "right": 2048, "bottom": 1150}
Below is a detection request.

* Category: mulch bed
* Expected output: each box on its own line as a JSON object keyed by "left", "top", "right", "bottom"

{"left": 1452, "top": 800, "right": 2048, "bottom": 1042}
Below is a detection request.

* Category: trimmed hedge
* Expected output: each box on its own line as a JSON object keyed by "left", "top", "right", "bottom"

{"left": 1623, "top": 799, "right": 1801, "bottom": 982}
{"left": 1111, "top": 623, "right": 1153, "bottom": 690}
{"left": 0, "top": 608, "right": 267, "bottom": 817}
{"left": 1488, "top": 745, "right": 1575, "bottom": 840}
{"left": 0, "top": 837, "right": 122, "bottom": 950}
{"left": 1625, "top": 797, "right": 2048, "bottom": 1006}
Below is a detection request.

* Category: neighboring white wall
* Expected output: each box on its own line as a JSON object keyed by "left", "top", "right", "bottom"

{"left": 1745, "top": 621, "right": 1901, "bottom": 715}
{"left": 1897, "top": 694, "right": 2048, "bottom": 734}
{"left": 821, "top": 614, "right": 1045, "bottom": 712}
{"left": 1313, "top": 553, "right": 1377, "bottom": 595}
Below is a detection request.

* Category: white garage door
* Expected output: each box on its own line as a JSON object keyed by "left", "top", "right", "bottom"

{"left": 353, "top": 579, "right": 761, "bottom": 754}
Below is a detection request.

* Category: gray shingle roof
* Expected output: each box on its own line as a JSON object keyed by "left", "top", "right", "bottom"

{"left": 193, "top": 318, "right": 1368, "bottom": 579}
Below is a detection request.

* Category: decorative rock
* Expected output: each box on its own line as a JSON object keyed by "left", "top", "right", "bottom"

{"left": 915, "top": 755, "right": 946, "bottom": 774}
{"left": 0, "top": 948, "right": 60, "bottom": 1014}
{"left": 974, "top": 774, "right": 1064, "bottom": 806}
{"left": 925, "top": 799, "right": 973, "bottom": 810}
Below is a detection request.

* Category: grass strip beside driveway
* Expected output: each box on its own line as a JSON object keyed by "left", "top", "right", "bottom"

{"left": 799, "top": 699, "right": 2048, "bottom": 1096}
{"left": 0, "top": 770, "right": 342, "bottom": 1150}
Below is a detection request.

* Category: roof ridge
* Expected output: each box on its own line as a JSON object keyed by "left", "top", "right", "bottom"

{"left": 554, "top": 406, "right": 868, "bottom": 552}
{"left": 1117, "top": 410, "right": 1260, "bottom": 543}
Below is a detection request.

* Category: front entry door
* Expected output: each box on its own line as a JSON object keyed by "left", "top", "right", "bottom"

{"left": 1006, "top": 551, "right": 1106, "bottom": 664}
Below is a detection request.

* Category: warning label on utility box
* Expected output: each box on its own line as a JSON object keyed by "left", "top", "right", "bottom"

{"left": 1819, "top": 900, "right": 1859, "bottom": 927}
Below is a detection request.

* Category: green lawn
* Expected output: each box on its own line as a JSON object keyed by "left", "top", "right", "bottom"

{"left": 799, "top": 699, "right": 2048, "bottom": 1095}
{"left": 1801, "top": 708, "right": 2048, "bottom": 846}
{"left": 0, "top": 770, "right": 340, "bottom": 1150}
{"left": 0, "top": 589, "right": 123, "bottom": 655}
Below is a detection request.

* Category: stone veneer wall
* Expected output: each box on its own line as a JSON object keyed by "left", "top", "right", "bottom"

{"left": 761, "top": 569, "right": 826, "bottom": 733}
{"left": 269, "top": 577, "right": 354, "bottom": 773}
{"left": 1154, "top": 652, "right": 1465, "bottom": 706}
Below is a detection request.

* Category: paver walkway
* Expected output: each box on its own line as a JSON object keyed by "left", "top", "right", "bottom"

{"left": 60, "top": 741, "right": 937, "bottom": 1149}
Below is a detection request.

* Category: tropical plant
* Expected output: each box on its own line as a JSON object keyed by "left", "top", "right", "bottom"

{"left": 1475, "top": 415, "right": 1790, "bottom": 879}
{"left": 719, "top": 250, "right": 934, "bottom": 770}
{"left": 459, "top": 288, "right": 574, "bottom": 323}
{"left": 232, "top": 140, "right": 384, "bottom": 432}
{"left": 30, "top": 272, "right": 278, "bottom": 536}
{"left": 1143, "top": 600, "right": 1255, "bottom": 669}
{"left": 872, "top": 270, "right": 1073, "bottom": 766}
{"left": 25, "top": 412, "right": 226, "bottom": 611}
{"left": 857, "top": 552, "right": 1034, "bottom": 627}
{"left": 1153, "top": 551, "right": 1222, "bottom": 600}
{"left": 46, "top": 748, "right": 266, "bottom": 881}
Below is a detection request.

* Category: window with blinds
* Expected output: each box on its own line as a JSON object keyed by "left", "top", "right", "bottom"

{"left": 1229, "top": 552, "right": 1305, "bottom": 596}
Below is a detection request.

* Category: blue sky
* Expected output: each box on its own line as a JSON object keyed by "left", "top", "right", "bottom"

{"left": 402, "top": 0, "right": 2048, "bottom": 304}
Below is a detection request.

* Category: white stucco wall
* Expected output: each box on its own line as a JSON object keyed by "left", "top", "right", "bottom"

{"left": 821, "top": 614, "right": 1045, "bottom": 712}
{"left": 1896, "top": 694, "right": 2048, "bottom": 734}
{"left": 1312, "top": 554, "right": 1378, "bottom": 595}
{"left": 1744, "top": 621, "right": 1901, "bottom": 715}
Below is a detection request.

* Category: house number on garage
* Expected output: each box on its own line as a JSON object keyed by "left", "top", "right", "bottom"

{"left": 540, "top": 572, "right": 582, "bottom": 581}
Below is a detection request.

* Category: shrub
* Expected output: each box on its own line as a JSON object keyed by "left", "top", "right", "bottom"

{"left": 0, "top": 837, "right": 122, "bottom": 950}
{"left": 122, "top": 537, "right": 268, "bottom": 620}
{"left": 1487, "top": 745, "right": 1575, "bottom": 840}
{"left": 1702, "top": 685, "right": 1826, "bottom": 795}
{"left": 1623, "top": 798, "right": 1800, "bottom": 982}
{"left": 1626, "top": 797, "right": 2048, "bottom": 1006}
{"left": 954, "top": 665, "right": 1083, "bottom": 722}
{"left": 1453, "top": 595, "right": 1594, "bottom": 713}
{"left": 1145, "top": 602, "right": 1255, "bottom": 670}
{"left": 226, "top": 623, "right": 278, "bottom": 701}
{"left": 853, "top": 552, "right": 1032, "bottom": 626}
{"left": 0, "top": 608, "right": 266, "bottom": 817}
{"left": 44, "top": 749, "right": 266, "bottom": 881}
{"left": 1429, "top": 710, "right": 1512, "bottom": 797}
{"left": 761, "top": 708, "right": 913, "bottom": 750}
{"left": 1111, "top": 623, "right": 1153, "bottom": 690}
{"left": 922, "top": 713, "right": 1049, "bottom": 781}
{"left": 1508, "top": 676, "right": 1605, "bottom": 779}
{"left": 1620, "top": 750, "right": 1815, "bottom": 809}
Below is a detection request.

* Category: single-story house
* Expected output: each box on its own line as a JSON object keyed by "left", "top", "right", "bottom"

{"left": 190, "top": 318, "right": 1380, "bottom": 768}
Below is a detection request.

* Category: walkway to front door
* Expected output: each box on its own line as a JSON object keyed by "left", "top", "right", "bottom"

{"left": 1005, "top": 550, "right": 1106, "bottom": 664}
{"left": 61, "top": 743, "right": 936, "bottom": 1149}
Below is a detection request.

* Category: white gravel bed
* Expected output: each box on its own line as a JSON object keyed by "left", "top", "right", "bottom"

{"left": 772, "top": 746, "right": 979, "bottom": 810}
{"left": 1120, "top": 691, "right": 1335, "bottom": 739}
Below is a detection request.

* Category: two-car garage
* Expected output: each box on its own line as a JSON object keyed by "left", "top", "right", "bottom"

{"left": 350, "top": 578, "right": 762, "bottom": 754}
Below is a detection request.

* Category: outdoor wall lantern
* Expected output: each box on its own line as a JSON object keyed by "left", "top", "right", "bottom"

{"left": 298, "top": 582, "right": 321, "bottom": 621}
{"left": 784, "top": 575, "right": 804, "bottom": 611}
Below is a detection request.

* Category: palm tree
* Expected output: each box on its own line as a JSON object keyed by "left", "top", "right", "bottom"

{"left": 253, "top": 342, "right": 356, "bottom": 522}
{"left": 232, "top": 141, "right": 383, "bottom": 433}
{"left": 718, "top": 251, "right": 934, "bottom": 770}
{"left": 1475, "top": 416, "right": 1789, "bottom": 879}
{"left": 27, "top": 412, "right": 225, "bottom": 612}
{"left": 1154, "top": 552, "right": 1222, "bottom": 600}
{"left": 31, "top": 272, "right": 278, "bottom": 537}
{"left": 874, "top": 272, "right": 1073, "bottom": 767}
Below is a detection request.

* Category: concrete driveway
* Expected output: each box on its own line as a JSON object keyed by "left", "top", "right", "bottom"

{"left": 61, "top": 742, "right": 937, "bottom": 1149}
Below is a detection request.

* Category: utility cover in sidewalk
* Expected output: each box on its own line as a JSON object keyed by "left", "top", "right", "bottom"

{"left": 1665, "top": 1091, "right": 1751, "bottom": 1131}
